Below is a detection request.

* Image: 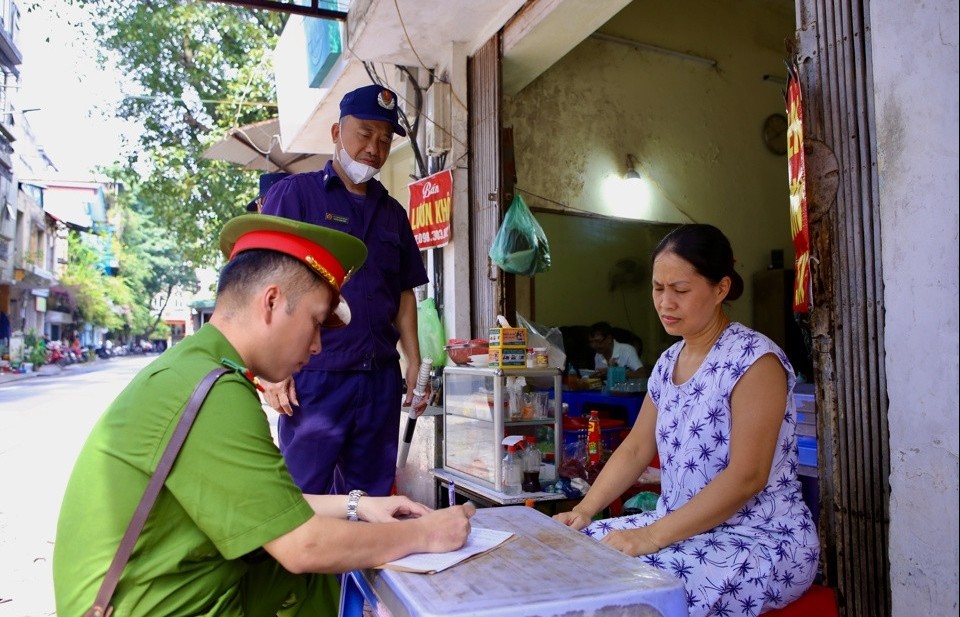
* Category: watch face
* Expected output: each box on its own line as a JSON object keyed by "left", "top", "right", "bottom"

{"left": 763, "top": 113, "right": 789, "bottom": 156}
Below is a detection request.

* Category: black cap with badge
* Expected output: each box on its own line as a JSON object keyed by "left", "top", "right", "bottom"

{"left": 339, "top": 84, "right": 407, "bottom": 137}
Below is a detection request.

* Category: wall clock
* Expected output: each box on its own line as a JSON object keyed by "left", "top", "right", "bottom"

{"left": 762, "top": 113, "right": 789, "bottom": 156}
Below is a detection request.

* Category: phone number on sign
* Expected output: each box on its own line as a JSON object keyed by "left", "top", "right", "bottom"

{"left": 415, "top": 228, "right": 449, "bottom": 245}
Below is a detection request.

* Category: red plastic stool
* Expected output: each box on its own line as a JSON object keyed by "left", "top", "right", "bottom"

{"left": 765, "top": 584, "right": 838, "bottom": 617}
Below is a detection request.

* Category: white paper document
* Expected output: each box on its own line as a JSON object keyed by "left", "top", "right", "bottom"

{"left": 377, "top": 526, "right": 514, "bottom": 574}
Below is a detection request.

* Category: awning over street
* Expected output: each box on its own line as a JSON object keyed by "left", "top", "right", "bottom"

{"left": 201, "top": 118, "right": 328, "bottom": 173}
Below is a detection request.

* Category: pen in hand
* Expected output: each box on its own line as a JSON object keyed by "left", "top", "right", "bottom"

{"left": 448, "top": 480, "right": 455, "bottom": 507}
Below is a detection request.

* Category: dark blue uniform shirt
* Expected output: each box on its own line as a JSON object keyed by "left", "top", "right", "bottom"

{"left": 261, "top": 161, "right": 428, "bottom": 371}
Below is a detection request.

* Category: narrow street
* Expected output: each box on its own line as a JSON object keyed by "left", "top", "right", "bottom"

{"left": 0, "top": 355, "right": 154, "bottom": 617}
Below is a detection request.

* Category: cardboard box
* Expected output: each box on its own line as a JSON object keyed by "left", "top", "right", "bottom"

{"left": 488, "top": 346, "right": 526, "bottom": 369}
{"left": 488, "top": 327, "right": 527, "bottom": 348}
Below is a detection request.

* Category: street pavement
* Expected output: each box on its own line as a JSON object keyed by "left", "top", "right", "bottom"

{"left": 0, "top": 354, "right": 155, "bottom": 617}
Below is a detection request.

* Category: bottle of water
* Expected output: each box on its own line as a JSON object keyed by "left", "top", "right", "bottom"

{"left": 501, "top": 445, "right": 522, "bottom": 495}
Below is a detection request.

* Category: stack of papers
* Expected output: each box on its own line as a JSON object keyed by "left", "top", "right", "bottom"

{"left": 377, "top": 527, "right": 514, "bottom": 574}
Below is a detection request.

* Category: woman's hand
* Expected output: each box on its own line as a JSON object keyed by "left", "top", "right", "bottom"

{"left": 260, "top": 377, "right": 298, "bottom": 416}
{"left": 553, "top": 509, "right": 593, "bottom": 530}
{"left": 357, "top": 495, "right": 434, "bottom": 523}
{"left": 600, "top": 526, "right": 662, "bottom": 557}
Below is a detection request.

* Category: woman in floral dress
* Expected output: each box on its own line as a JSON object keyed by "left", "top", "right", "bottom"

{"left": 555, "top": 224, "right": 819, "bottom": 617}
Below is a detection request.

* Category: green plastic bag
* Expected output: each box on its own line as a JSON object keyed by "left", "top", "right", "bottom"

{"left": 623, "top": 491, "right": 659, "bottom": 514}
{"left": 488, "top": 195, "right": 551, "bottom": 277}
{"left": 416, "top": 298, "right": 447, "bottom": 368}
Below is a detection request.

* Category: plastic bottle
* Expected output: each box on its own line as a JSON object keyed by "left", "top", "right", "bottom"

{"left": 587, "top": 409, "right": 602, "bottom": 466}
{"left": 521, "top": 435, "right": 542, "bottom": 492}
{"left": 501, "top": 445, "right": 522, "bottom": 495}
{"left": 575, "top": 431, "right": 589, "bottom": 464}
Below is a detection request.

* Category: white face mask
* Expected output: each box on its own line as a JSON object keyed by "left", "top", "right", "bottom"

{"left": 336, "top": 135, "right": 379, "bottom": 184}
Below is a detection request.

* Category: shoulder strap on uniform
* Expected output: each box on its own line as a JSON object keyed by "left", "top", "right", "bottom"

{"left": 84, "top": 366, "right": 231, "bottom": 617}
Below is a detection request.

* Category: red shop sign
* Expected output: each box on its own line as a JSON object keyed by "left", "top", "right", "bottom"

{"left": 787, "top": 64, "right": 811, "bottom": 314}
{"left": 408, "top": 169, "right": 452, "bottom": 250}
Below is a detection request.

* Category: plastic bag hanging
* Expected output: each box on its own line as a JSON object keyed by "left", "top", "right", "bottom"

{"left": 488, "top": 194, "right": 552, "bottom": 277}
{"left": 416, "top": 297, "right": 447, "bottom": 368}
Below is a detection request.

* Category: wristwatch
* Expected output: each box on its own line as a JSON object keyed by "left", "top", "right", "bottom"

{"left": 346, "top": 489, "right": 367, "bottom": 521}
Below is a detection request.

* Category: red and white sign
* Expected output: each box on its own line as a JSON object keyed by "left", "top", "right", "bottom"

{"left": 408, "top": 169, "right": 452, "bottom": 250}
{"left": 787, "top": 65, "right": 811, "bottom": 314}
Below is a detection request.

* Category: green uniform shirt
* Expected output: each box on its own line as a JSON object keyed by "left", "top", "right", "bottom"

{"left": 53, "top": 325, "right": 318, "bottom": 616}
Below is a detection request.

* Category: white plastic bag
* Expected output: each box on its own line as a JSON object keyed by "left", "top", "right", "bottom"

{"left": 515, "top": 313, "right": 566, "bottom": 370}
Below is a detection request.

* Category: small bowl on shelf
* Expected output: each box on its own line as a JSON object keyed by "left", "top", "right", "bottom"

{"left": 468, "top": 353, "right": 490, "bottom": 367}
{"left": 445, "top": 339, "right": 489, "bottom": 365}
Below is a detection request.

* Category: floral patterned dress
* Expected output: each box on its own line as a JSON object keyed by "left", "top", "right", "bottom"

{"left": 583, "top": 322, "right": 819, "bottom": 617}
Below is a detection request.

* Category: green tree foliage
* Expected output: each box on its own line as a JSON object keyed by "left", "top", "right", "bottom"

{"left": 110, "top": 170, "right": 200, "bottom": 338}
{"left": 60, "top": 232, "right": 124, "bottom": 330}
{"left": 70, "top": 0, "right": 287, "bottom": 264}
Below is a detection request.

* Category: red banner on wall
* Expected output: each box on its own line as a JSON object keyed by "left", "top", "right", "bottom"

{"left": 408, "top": 169, "right": 452, "bottom": 251}
{"left": 787, "top": 64, "right": 811, "bottom": 314}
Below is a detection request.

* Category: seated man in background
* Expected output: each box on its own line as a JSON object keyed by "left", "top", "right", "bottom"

{"left": 53, "top": 214, "right": 473, "bottom": 617}
{"left": 588, "top": 321, "right": 644, "bottom": 380}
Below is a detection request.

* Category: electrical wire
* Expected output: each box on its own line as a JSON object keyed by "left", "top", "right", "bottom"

{"left": 393, "top": 0, "right": 468, "bottom": 135}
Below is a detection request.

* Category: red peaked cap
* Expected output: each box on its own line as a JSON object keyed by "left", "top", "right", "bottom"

{"left": 219, "top": 214, "right": 367, "bottom": 327}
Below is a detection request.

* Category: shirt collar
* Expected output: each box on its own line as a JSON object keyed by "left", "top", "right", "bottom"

{"left": 321, "top": 159, "right": 386, "bottom": 202}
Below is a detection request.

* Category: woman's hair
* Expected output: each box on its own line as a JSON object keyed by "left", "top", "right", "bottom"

{"left": 651, "top": 224, "right": 744, "bottom": 302}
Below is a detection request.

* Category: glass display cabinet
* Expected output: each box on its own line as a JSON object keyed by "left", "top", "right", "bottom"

{"left": 442, "top": 366, "right": 562, "bottom": 492}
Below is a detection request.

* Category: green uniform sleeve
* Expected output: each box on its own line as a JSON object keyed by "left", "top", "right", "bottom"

{"left": 164, "top": 377, "right": 315, "bottom": 559}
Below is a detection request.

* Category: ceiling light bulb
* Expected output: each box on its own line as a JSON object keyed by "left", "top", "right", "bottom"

{"left": 624, "top": 154, "right": 642, "bottom": 181}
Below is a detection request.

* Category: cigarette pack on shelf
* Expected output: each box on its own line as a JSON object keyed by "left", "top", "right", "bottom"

{"left": 488, "top": 326, "right": 527, "bottom": 348}
{"left": 488, "top": 346, "right": 526, "bottom": 369}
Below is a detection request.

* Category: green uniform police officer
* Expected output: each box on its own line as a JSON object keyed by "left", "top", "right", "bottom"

{"left": 53, "top": 214, "right": 474, "bottom": 616}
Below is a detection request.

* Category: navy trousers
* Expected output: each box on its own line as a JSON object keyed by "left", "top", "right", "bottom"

{"left": 279, "top": 366, "right": 403, "bottom": 496}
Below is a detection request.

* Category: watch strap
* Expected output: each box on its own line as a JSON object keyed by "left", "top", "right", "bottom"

{"left": 346, "top": 489, "right": 366, "bottom": 521}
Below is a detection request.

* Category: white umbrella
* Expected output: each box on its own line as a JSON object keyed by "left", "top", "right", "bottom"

{"left": 202, "top": 118, "right": 329, "bottom": 173}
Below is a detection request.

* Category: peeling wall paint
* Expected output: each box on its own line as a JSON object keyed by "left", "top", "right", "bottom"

{"left": 503, "top": 0, "right": 795, "bottom": 342}
{"left": 871, "top": 0, "right": 960, "bottom": 613}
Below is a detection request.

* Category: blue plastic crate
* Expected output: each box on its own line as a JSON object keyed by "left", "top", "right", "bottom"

{"left": 796, "top": 411, "right": 817, "bottom": 436}
{"left": 798, "top": 435, "right": 818, "bottom": 467}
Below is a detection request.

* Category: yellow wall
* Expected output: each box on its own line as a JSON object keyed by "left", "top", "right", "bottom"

{"left": 379, "top": 141, "right": 416, "bottom": 206}
{"left": 522, "top": 212, "right": 679, "bottom": 365}
{"left": 504, "top": 0, "right": 795, "bottom": 359}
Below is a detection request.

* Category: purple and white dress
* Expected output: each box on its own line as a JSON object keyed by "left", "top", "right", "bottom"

{"left": 583, "top": 322, "right": 819, "bottom": 617}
